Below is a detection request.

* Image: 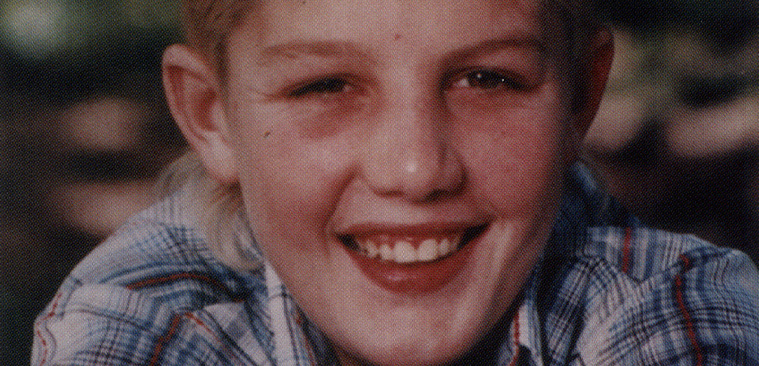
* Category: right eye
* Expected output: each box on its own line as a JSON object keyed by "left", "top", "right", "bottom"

{"left": 450, "top": 69, "right": 528, "bottom": 92}
{"left": 289, "top": 77, "right": 353, "bottom": 97}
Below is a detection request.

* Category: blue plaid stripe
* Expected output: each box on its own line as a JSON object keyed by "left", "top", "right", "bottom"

{"left": 32, "top": 165, "right": 759, "bottom": 365}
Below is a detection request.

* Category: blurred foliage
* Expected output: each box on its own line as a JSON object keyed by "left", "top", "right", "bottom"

{"left": 0, "top": 0, "right": 180, "bottom": 58}
{"left": 0, "top": 0, "right": 181, "bottom": 102}
{"left": 597, "top": 0, "right": 758, "bottom": 49}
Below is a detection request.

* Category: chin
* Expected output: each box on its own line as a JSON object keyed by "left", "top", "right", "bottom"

{"left": 336, "top": 332, "right": 480, "bottom": 366}
{"left": 321, "top": 275, "right": 505, "bottom": 366}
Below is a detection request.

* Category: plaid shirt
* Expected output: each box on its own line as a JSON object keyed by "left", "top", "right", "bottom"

{"left": 32, "top": 165, "right": 759, "bottom": 365}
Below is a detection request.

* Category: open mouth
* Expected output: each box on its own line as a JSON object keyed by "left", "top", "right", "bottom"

{"left": 339, "top": 224, "right": 488, "bottom": 265}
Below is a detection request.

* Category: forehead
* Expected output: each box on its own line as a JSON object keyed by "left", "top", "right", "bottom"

{"left": 236, "top": 0, "right": 550, "bottom": 48}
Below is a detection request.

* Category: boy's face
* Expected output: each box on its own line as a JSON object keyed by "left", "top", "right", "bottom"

{"left": 218, "top": 1, "right": 582, "bottom": 364}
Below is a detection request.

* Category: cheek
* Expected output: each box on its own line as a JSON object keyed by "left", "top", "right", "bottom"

{"left": 456, "top": 108, "right": 568, "bottom": 216}
{"left": 234, "top": 143, "right": 343, "bottom": 291}
{"left": 232, "top": 124, "right": 354, "bottom": 246}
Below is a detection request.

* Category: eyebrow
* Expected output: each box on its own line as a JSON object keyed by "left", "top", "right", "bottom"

{"left": 444, "top": 37, "right": 545, "bottom": 63}
{"left": 255, "top": 35, "right": 545, "bottom": 68}
{"left": 256, "top": 41, "right": 377, "bottom": 67}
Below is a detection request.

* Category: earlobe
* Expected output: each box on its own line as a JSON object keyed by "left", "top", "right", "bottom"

{"left": 162, "top": 44, "right": 238, "bottom": 184}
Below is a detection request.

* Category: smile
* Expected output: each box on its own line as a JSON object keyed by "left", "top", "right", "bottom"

{"left": 341, "top": 225, "right": 487, "bottom": 265}
{"left": 339, "top": 224, "right": 489, "bottom": 293}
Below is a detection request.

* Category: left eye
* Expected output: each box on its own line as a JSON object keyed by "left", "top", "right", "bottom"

{"left": 451, "top": 70, "right": 525, "bottom": 91}
{"left": 290, "top": 78, "right": 352, "bottom": 97}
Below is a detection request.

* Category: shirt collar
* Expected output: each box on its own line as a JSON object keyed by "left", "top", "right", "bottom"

{"left": 498, "top": 163, "right": 622, "bottom": 366}
{"left": 265, "top": 263, "right": 338, "bottom": 366}
{"left": 509, "top": 260, "right": 547, "bottom": 366}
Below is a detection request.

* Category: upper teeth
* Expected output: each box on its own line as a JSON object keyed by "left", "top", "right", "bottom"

{"left": 354, "top": 234, "right": 462, "bottom": 264}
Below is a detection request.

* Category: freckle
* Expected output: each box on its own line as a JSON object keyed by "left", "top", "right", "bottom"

{"left": 394, "top": 34, "right": 402, "bottom": 41}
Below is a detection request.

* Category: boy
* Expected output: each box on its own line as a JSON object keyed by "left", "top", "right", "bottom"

{"left": 32, "top": 1, "right": 759, "bottom": 365}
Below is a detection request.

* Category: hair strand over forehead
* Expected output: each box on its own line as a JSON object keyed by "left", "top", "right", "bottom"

{"left": 182, "top": 0, "right": 257, "bottom": 73}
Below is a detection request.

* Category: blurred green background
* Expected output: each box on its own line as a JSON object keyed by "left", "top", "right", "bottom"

{"left": 1, "top": 2, "right": 184, "bottom": 365}
{"left": 1, "top": 0, "right": 757, "bottom": 365}
{"left": 0, "top": 0, "right": 179, "bottom": 100}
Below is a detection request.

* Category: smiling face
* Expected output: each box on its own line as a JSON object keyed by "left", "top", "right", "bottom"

{"left": 165, "top": 0, "right": 608, "bottom": 364}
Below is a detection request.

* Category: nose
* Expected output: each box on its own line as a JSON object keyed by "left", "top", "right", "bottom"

{"left": 360, "top": 95, "right": 464, "bottom": 202}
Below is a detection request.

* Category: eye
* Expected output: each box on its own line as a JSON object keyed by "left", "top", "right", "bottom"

{"left": 451, "top": 70, "right": 526, "bottom": 91}
{"left": 290, "top": 77, "right": 352, "bottom": 97}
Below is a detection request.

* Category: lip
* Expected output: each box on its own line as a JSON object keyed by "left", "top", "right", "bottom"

{"left": 342, "top": 224, "right": 488, "bottom": 294}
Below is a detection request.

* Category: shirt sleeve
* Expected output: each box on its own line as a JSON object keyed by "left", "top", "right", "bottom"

{"left": 577, "top": 248, "right": 759, "bottom": 366}
{"left": 31, "top": 282, "right": 179, "bottom": 366}
{"left": 32, "top": 280, "right": 268, "bottom": 366}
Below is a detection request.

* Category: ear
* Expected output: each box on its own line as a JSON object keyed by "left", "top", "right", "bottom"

{"left": 570, "top": 28, "right": 615, "bottom": 148}
{"left": 162, "top": 44, "right": 238, "bottom": 184}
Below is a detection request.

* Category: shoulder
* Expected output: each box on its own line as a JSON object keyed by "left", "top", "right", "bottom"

{"left": 31, "top": 189, "right": 271, "bottom": 366}
{"left": 63, "top": 187, "right": 260, "bottom": 306}
{"left": 538, "top": 165, "right": 759, "bottom": 364}
{"left": 566, "top": 227, "right": 759, "bottom": 365}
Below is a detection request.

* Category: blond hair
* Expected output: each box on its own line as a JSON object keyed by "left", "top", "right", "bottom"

{"left": 168, "top": 0, "right": 605, "bottom": 270}
{"left": 181, "top": 0, "right": 257, "bottom": 76}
